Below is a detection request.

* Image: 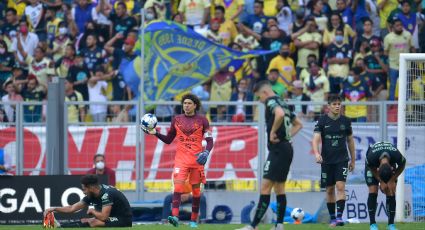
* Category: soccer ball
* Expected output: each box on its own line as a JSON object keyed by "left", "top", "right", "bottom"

{"left": 141, "top": 113, "right": 158, "bottom": 130}
{"left": 291, "top": 207, "right": 305, "bottom": 222}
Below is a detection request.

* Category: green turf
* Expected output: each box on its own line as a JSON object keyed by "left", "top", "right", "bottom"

{"left": 0, "top": 223, "right": 424, "bottom": 230}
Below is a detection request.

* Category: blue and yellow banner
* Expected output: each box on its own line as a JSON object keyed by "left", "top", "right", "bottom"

{"left": 120, "top": 21, "right": 271, "bottom": 101}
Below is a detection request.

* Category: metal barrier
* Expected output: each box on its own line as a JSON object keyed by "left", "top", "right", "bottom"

{"left": 1, "top": 100, "right": 424, "bottom": 200}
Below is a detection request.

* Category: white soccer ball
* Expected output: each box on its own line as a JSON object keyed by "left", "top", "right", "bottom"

{"left": 291, "top": 207, "right": 305, "bottom": 221}
{"left": 140, "top": 113, "right": 158, "bottom": 130}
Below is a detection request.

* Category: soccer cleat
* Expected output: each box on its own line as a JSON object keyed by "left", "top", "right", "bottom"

{"left": 335, "top": 218, "right": 345, "bottom": 226}
{"left": 234, "top": 225, "right": 254, "bottom": 230}
{"left": 370, "top": 223, "right": 379, "bottom": 230}
{"left": 270, "top": 223, "right": 284, "bottom": 230}
{"left": 189, "top": 221, "right": 198, "bottom": 228}
{"left": 168, "top": 216, "right": 179, "bottom": 227}
{"left": 386, "top": 224, "right": 398, "bottom": 230}
{"left": 329, "top": 219, "right": 337, "bottom": 227}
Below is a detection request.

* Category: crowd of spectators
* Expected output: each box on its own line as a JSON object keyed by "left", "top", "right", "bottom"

{"left": 0, "top": 0, "right": 424, "bottom": 124}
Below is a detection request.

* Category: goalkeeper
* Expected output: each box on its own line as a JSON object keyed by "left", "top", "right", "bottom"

{"left": 143, "top": 93, "right": 213, "bottom": 228}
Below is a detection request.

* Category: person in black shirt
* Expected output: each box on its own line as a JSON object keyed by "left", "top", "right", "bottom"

{"left": 1, "top": 8, "right": 19, "bottom": 38}
{"left": 44, "top": 175, "right": 132, "bottom": 228}
{"left": 237, "top": 81, "right": 302, "bottom": 230}
{"left": 365, "top": 142, "right": 406, "bottom": 230}
{"left": 109, "top": 2, "right": 137, "bottom": 48}
{"left": 312, "top": 95, "right": 355, "bottom": 227}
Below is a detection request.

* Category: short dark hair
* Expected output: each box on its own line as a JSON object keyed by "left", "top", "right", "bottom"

{"left": 253, "top": 80, "right": 271, "bottom": 93}
{"left": 269, "top": 68, "right": 279, "bottom": 74}
{"left": 81, "top": 174, "right": 99, "bottom": 187}
{"left": 378, "top": 163, "right": 393, "bottom": 183}
{"left": 392, "top": 18, "right": 402, "bottom": 25}
{"left": 181, "top": 93, "right": 201, "bottom": 112}
{"left": 117, "top": 1, "right": 127, "bottom": 9}
{"left": 363, "top": 18, "right": 373, "bottom": 25}
{"left": 6, "top": 8, "right": 17, "bottom": 15}
{"left": 328, "top": 95, "right": 342, "bottom": 104}
{"left": 352, "top": 66, "right": 362, "bottom": 75}
{"left": 215, "top": 5, "right": 225, "bottom": 14}
{"left": 254, "top": 0, "right": 264, "bottom": 7}
{"left": 93, "top": 154, "right": 105, "bottom": 162}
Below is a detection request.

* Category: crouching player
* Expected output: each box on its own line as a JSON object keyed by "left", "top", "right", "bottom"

{"left": 365, "top": 142, "right": 406, "bottom": 230}
{"left": 43, "top": 175, "right": 132, "bottom": 228}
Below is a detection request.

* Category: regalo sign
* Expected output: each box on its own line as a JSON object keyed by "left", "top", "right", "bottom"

{"left": 0, "top": 175, "right": 106, "bottom": 225}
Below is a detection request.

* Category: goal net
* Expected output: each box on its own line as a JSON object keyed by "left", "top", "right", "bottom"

{"left": 397, "top": 53, "right": 425, "bottom": 222}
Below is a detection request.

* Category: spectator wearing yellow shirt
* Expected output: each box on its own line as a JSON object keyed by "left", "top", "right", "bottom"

{"left": 322, "top": 12, "right": 356, "bottom": 47}
{"left": 45, "top": 8, "right": 62, "bottom": 44}
{"left": 50, "top": 22, "right": 71, "bottom": 62}
{"left": 299, "top": 54, "right": 326, "bottom": 82}
{"left": 377, "top": 0, "right": 398, "bottom": 36}
{"left": 215, "top": 5, "right": 238, "bottom": 46}
{"left": 326, "top": 28, "right": 352, "bottom": 95}
{"left": 384, "top": 19, "right": 414, "bottom": 100}
{"left": 294, "top": 18, "right": 322, "bottom": 70}
{"left": 215, "top": 0, "right": 245, "bottom": 22}
{"left": 178, "top": 0, "right": 211, "bottom": 28}
{"left": 263, "top": 0, "right": 277, "bottom": 16}
{"left": 65, "top": 77, "right": 86, "bottom": 123}
{"left": 342, "top": 67, "right": 371, "bottom": 122}
{"left": 267, "top": 43, "right": 296, "bottom": 89}
{"left": 205, "top": 18, "right": 224, "bottom": 44}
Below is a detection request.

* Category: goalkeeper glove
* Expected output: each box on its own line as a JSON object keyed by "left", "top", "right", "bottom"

{"left": 196, "top": 150, "right": 210, "bottom": 165}
{"left": 141, "top": 126, "right": 157, "bottom": 135}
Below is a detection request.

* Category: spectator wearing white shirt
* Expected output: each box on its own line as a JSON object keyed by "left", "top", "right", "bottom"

{"left": 11, "top": 20, "right": 39, "bottom": 66}
{"left": 178, "top": 0, "right": 211, "bottom": 29}
{"left": 276, "top": 0, "right": 292, "bottom": 35}
{"left": 88, "top": 67, "right": 108, "bottom": 122}
{"left": 25, "top": 0, "right": 44, "bottom": 38}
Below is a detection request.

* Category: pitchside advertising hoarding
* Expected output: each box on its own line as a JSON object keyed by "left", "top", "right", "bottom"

{"left": 344, "top": 185, "right": 413, "bottom": 222}
{"left": 0, "top": 124, "right": 423, "bottom": 181}
{"left": 0, "top": 175, "right": 107, "bottom": 225}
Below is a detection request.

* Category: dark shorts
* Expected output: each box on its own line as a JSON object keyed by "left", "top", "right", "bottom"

{"left": 263, "top": 141, "right": 293, "bottom": 182}
{"left": 328, "top": 76, "right": 344, "bottom": 95}
{"left": 104, "top": 216, "right": 132, "bottom": 227}
{"left": 321, "top": 161, "right": 348, "bottom": 188}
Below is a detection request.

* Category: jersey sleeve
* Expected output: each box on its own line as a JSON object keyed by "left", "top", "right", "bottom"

{"left": 346, "top": 118, "right": 353, "bottom": 136}
{"left": 82, "top": 196, "right": 91, "bottom": 205}
{"left": 313, "top": 118, "right": 323, "bottom": 133}
{"left": 266, "top": 98, "right": 280, "bottom": 114}
{"left": 101, "top": 191, "right": 114, "bottom": 207}
{"left": 395, "top": 150, "right": 407, "bottom": 168}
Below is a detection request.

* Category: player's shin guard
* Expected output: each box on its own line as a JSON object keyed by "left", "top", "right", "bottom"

{"left": 191, "top": 187, "right": 201, "bottom": 222}
{"left": 327, "top": 202, "right": 336, "bottom": 220}
{"left": 386, "top": 196, "right": 396, "bottom": 225}
{"left": 336, "top": 199, "right": 345, "bottom": 218}
{"left": 172, "top": 192, "right": 183, "bottom": 217}
{"left": 367, "top": 193, "right": 378, "bottom": 225}
{"left": 276, "top": 194, "right": 287, "bottom": 224}
{"left": 251, "top": 194, "right": 270, "bottom": 228}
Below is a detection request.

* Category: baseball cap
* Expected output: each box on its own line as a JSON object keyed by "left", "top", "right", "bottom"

{"left": 370, "top": 38, "right": 381, "bottom": 47}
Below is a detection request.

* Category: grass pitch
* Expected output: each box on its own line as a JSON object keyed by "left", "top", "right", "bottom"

{"left": 0, "top": 223, "right": 423, "bottom": 230}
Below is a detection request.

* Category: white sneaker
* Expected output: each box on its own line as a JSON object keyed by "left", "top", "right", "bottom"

{"left": 235, "top": 225, "right": 254, "bottom": 230}
{"left": 270, "top": 223, "right": 284, "bottom": 230}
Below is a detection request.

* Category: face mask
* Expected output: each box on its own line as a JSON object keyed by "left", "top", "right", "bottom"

{"left": 146, "top": 13, "right": 155, "bottom": 21}
{"left": 95, "top": 161, "right": 105, "bottom": 170}
{"left": 347, "top": 75, "right": 354, "bottom": 84}
{"left": 281, "top": 51, "right": 290, "bottom": 58}
{"left": 20, "top": 26, "right": 28, "bottom": 34}
{"left": 0, "top": 48, "right": 5, "bottom": 54}
{"left": 59, "top": 27, "right": 68, "bottom": 35}
{"left": 335, "top": 35, "right": 344, "bottom": 44}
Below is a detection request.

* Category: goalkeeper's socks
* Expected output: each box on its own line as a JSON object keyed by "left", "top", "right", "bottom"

{"left": 191, "top": 196, "right": 201, "bottom": 221}
{"left": 251, "top": 194, "right": 270, "bottom": 228}
{"left": 60, "top": 221, "right": 90, "bottom": 228}
{"left": 387, "top": 196, "right": 396, "bottom": 225}
{"left": 336, "top": 199, "right": 345, "bottom": 218}
{"left": 172, "top": 192, "right": 182, "bottom": 217}
{"left": 327, "top": 202, "right": 336, "bottom": 220}
{"left": 367, "top": 193, "right": 378, "bottom": 225}
{"left": 276, "top": 194, "right": 287, "bottom": 224}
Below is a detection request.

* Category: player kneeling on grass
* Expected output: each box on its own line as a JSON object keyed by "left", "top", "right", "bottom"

{"left": 365, "top": 142, "right": 406, "bottom": 230}
{"left": 43, "top": 175, "right": 132, "bottom": 228}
